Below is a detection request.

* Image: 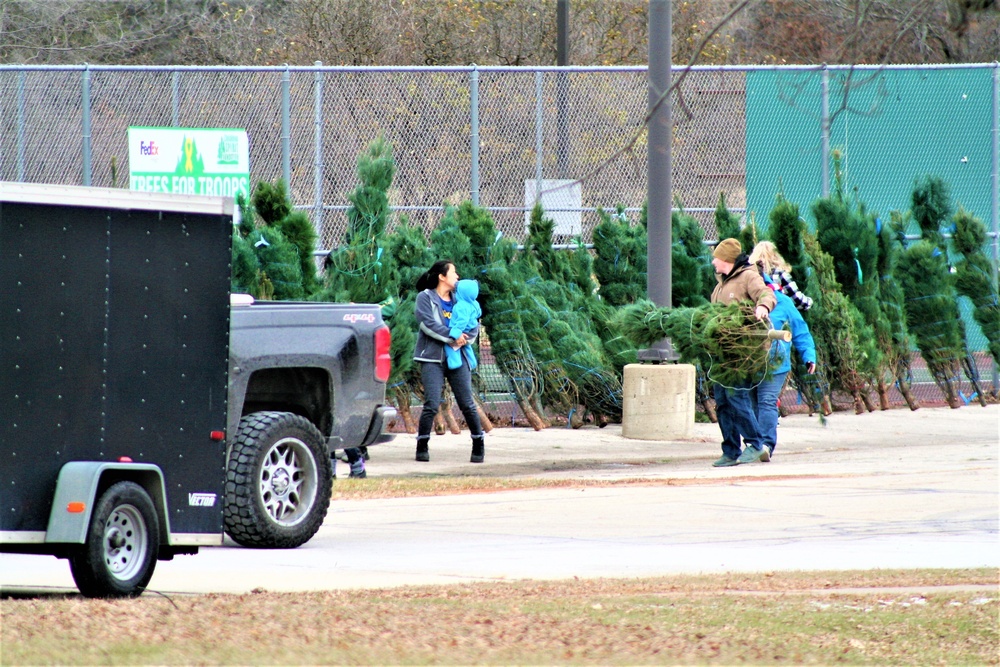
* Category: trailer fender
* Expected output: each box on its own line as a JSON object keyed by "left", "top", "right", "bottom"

{"left": 45, "top": 462, "right": 171, "bottom": 545}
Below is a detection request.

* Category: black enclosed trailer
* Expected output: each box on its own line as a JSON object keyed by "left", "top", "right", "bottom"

{"left": 0, "top": 182, "right": 232, "bottom": 597}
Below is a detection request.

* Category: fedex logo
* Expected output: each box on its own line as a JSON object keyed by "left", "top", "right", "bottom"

{"left": 139, "top": 140, "right": 159, "bottom": 156}
{"left": 343, "top": 313, "right": 376, "bottom": 324}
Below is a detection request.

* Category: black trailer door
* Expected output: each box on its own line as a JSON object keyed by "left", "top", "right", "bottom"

{"left": 1, "top": 186, "right": 231, "bottom": 539}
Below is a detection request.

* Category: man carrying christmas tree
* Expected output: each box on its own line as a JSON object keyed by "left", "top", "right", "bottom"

{"left": 709, "top": 238, "right": 776, "bottom": 467}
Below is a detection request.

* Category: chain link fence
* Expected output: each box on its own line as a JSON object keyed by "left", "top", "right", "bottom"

{"left": 2, "top": 62, "right": 997, "bottom": 403}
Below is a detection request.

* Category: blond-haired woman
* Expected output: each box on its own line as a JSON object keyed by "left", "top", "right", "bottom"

{"left": 749, "top": 241, "right": 813, "bottom": 312}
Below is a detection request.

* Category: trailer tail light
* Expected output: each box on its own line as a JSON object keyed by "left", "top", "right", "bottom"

{"left": 67, "top": 502, "right": 85, "bottom": 513}
{"left": 210, "top": 431, "right": 225, "bottom": 441}
{"left": 374, "top": 325, "right": 391, "bottom": 382}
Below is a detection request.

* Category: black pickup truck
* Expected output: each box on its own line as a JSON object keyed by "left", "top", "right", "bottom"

{"left": 0, "top": 182, "right": 395, "bottom": 597}
{"left": 226, "top": 298, "right": 396, "bottom": 549}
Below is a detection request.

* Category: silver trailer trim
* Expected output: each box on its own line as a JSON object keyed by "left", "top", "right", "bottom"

{"left": 0, "top": 181, "right": 233, "bottom": 216}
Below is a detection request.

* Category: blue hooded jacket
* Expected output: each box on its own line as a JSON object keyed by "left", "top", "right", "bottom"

{"left": 445, "top": 279, "right": 481, "bottom": 370}
{"left": 768, "top": 289, "right": 816, "bottom": 374}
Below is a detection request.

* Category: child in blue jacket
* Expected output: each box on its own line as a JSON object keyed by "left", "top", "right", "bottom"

{"left": 446, "top": 279, "right": 481, "bottom": 370}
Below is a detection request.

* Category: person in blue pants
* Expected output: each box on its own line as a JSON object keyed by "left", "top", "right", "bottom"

{"left": 709, "top": 238, "right": 776, "bottom": 467}
{"left": 750, "top": 243, "right": 818, "bottom": 459}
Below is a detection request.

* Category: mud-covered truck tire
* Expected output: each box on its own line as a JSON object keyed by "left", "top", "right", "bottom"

{"left": 69, "top": 481, "right": 160, "bottom": 598}
{"left": 224, "top": 411, "right": 332, "bottom": 548}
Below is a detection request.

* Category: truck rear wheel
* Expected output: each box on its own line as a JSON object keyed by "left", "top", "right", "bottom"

{"left": 224, "top": 411, "right": 332, "bottom": 548}
{"left": 69, "top": 481, "right": 159, "bottom": 598}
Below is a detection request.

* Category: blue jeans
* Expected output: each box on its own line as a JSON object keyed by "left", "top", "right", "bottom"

{"left": 714, "top": 382, "right": 763, "bottom": 460}
{"left": 419, "top": 359, "right": 483, "bottom": 438}
{"left": 752, "top": 371, "right": 787, "bottom": 453}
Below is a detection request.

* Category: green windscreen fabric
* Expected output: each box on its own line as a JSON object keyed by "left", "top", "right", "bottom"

{"left": 746, "top": 67, "right": 993, "bottom": 234}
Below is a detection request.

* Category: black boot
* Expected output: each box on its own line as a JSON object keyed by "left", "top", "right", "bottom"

{"left": 470, "top": 434, "right": 485, "bottom": 463}
{"left": 416, "top": 436, "right": 430, "bottom": 462}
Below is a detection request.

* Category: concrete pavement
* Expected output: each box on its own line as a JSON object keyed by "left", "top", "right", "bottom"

{"left": 2, "top": 404, "right": 997, "bottom": 595}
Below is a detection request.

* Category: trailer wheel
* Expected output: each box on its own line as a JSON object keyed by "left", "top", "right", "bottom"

{"left": 69, "top": 481, "right": 159, "bottom": 598}
{"left": 224, "top": 411, "right": 332, "bottom": 548}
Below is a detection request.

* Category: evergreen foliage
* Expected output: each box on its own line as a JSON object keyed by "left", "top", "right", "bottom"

{"left": 670, "top": 207, "right": 714, "bottom": 307}
{"left": 231, "top": 184, "right": 312, "bottom": 300}
{"left": 766, "top": 194, "right": 810, "bottom": 293}
{"left": 895, "top": 240, "right": 965, "bottom": 407}
{"left": 812, "top": 161, "right": 884, "bottom": 408}
{"left": 248, "top": 225, "right": 305, "bottom": 300}
{"left": 951, "top": 206, "right": 1000, "bottom": 369}
{"left": 875, "top": 213, "right": 920, "bottom": 409}
{"left": 318, "top": 136, "right": 395, "bottom": 304}
{"left": 592, "top": 206, "right": 646, "bottom": 306}
{"left": 802, "top": 232, "right": 874, "bottom": 413}
{"left": 898, "top": 176, "right": 970, "bottom": 407}
{"left": 714, "top": 191, "right": 741, "bottom": 241}
{"left": 616, "top": 300, "right": 774, "bottom": 389}
{"left": 380, "top": 218, "right": 434, "bottom": 412}
{"left": 911, "top": 175, "right": 952, "bottom": 249}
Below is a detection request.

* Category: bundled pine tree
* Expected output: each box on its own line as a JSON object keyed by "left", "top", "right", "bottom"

{"left": 802, "top": 232, "right": 873, "bottom": 414}
{"left": 592, "top": 206, "right": 646, "bottom": 306}
{"left": 897, "top": 176, "right": 967, "bottom": 408}
{"left": 616, "top": 300, "right": 778, "bottom": 389}
{"left": 875, "top": 213, "right": 920, "bottom": 410}
{"left": 379, "top": 219, "right": 434, "bottom": 433}
{"left": 669, "top": 205, "right": 714, "bottom": 307}
{"left": 517, "top": 206, "right": 624, "bottom": 424}
{"left": 765, "top": 193, "right": 828, "bottom": 415}
{"left": 231, "top": 184, "right": 309, "bottom": 300}
{"left": 812, "top": 160, "right": 885, "bottom": 411}
{"left": 439, "top": 202, "right": 548, "bottom": 430}
{"left": 951, "top": 206, "right": 1000, "bottom": 394}
{"left": 317, "top": 135, "right": 394, "bottom": 304}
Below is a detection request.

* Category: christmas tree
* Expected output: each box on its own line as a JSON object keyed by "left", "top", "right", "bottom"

{"left": 765, "top": 193, "right": 828, "bottom": 414}
{"left": 317, "top": 136, "right": 394, "bottom": 304}
{"left": 897, "top": 176, "right": 967, "bottom": 408}
{"left": 875, "top": 212, "right": 920, "bottom": 410}
{"left": 592, "top": 206, "right": 646, "bottom": 306}
{"left": 951, "top": 206, "right": 999, "bottom": 393}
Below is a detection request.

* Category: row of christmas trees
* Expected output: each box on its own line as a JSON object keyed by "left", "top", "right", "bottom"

{"left": 231, "top": 139, "right": 999, "bottom": 429}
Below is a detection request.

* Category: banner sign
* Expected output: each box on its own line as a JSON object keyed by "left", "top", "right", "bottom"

{"left": 128, "top": 127, "right": 250, "bottom": 198}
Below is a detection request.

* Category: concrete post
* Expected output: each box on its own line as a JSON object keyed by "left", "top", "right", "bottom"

{"left": 621, "top": 363, "right": 696, "bottom": 440}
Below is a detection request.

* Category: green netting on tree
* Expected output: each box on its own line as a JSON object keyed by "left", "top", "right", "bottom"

{"left": 318, "top": 136, "right": 395, "bottom": 304}
{"left": 249, "top": 225, "right": 305, "bottom": 300}
{"left": 767, "top": 193, "right": 811, "bottom": 294}
{"left": 951, "top": 206, "right": 1000, "bottom": 369}
{"left": 714, "top": 191, "right": 741, "bottom": 242}
{"left": 593, "top": 206, "right": 645, "bottom": 306}
{"left": 231, "top": 232, "right": 261, "bottom": 297}
{"left": 802, "top": 232, "right": 872, "bottom": 413}
{"left": 615, "top": 300, "right": 775, "bottom": 389}
{"left": 812, "top": 159, "right": 884, "bottom": 407}
{"left": 896, "top": 240, "right": 965, "bottom": 407}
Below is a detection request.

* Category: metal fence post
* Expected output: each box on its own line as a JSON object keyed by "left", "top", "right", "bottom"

{"left": 282, "top": 65, "right": 291, "bottom": 187}
{"left": 82, "top": 64, "right": 92, "bottom": 186}
{"left": 991, "top": 61, "right": 999, "bottom": 392}
{"left": 17, "top": 70, "right": 26, "bottom": 181}
{"left": 470, "top": 64, "right": 480, "bottom": 206}
{"left": 313, "top": 61, "right": 324, "bottom": 238}
{"left": 172, "top": 71, "right": 181, "bottom": 126}
{"left": 821, "top": 65, "right": 830, "bottom": 198}
{"left": 534, "top": 70, "right": 544, "bottom": 203}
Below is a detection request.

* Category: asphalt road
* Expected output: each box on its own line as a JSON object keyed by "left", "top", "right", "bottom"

{"left": 2, "top": 404, "right": 997, "bottom": 595}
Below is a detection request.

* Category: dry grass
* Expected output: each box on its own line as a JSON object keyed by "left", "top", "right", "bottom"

{"left": 5, "top": 478, "right": 998, "bottom": 664}
{"left": 3, "top": 569, "right": 997, "bottom": 665}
